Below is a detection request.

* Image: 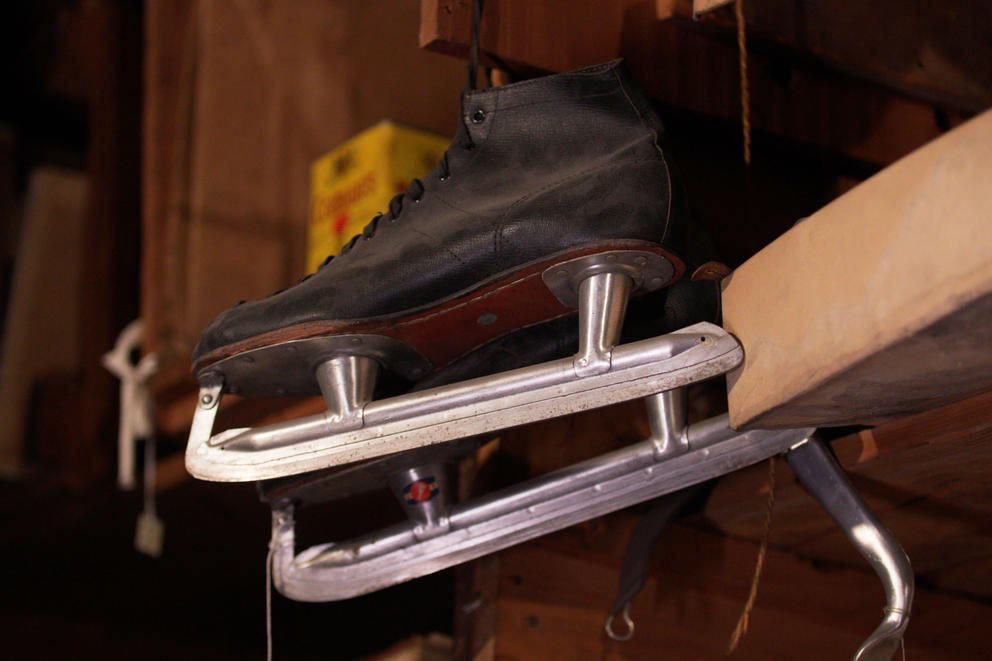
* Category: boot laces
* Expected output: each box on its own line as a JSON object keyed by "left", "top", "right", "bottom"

{"left": 309, "top": 0, "right": 484, "bottom": 274}
{"left": 259, "top": 0, "right": 486, "bottom": 300}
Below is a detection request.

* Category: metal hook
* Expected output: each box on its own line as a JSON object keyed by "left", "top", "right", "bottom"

{"left": 787, "top": 436, "right": 913, "bottom": 661}
{"left": 604, "top": 602, "right": 635, "bottom": 642}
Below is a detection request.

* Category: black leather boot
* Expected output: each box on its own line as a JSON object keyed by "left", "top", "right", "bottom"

{"left": 192, "top": 60, "right": 700, "bottom": 396}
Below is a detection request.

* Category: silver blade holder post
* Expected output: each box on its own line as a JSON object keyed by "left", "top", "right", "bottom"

{"left": 646, "top": 387, "right": 688, "bottom": 459}
{"left": 388, "top": 464, "right": 451, "bottom": 540}
{"left": 574, "top": 271, "right": 633, "bottom": 377}
{"left": 314, "top": 354, "right": 379, "bottom": 431}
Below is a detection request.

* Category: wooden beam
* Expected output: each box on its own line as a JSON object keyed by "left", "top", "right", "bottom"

{"left": 695, "top": 0, "right": 992, "bottom": 113}
{"left": 704, "top": 389, "right": 992, "bottom": 596}
{"left": 419, "top": 0, "right": 958, "bottom": 166}
{"left": 142, "top": 0, "right": 197, "bottom": 364}
{"left": 0, "top": 170, "right": 87, "bottom": 474}
{"left": 688, "top": 0, "right": 733, "bottom": 17}
{"left": 74, "top": 0, "right": 143, "bottom": 486}
{"left": 493, "top": 516, "right": 992, "bottom": 660}
{"left": 722, "top": 109, "right": 992, "bottom": 429}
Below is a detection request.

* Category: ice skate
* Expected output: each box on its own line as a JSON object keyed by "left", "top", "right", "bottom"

{"left": 183, "top": 32, "right": 913, "bottom": 660}
{"left": 185, "top": 56, "right": 738, "bottom": 481}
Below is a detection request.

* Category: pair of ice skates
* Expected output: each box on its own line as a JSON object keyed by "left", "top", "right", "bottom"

{"left": 185, "top": 60, "right": 911, "bottom": 660}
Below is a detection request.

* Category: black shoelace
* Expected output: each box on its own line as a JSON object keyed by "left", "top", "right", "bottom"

{"left": 336, "top": 0, "right": 486, "bottom": 256}
{"left": 281, "top": 0, "right": 487, "bottom": 296}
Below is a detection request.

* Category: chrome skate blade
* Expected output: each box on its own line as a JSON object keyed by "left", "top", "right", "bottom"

{"left": 787, "top": 437, "right": 913, "bottom": 661}
{"left": 186, "top": 322, "right": 743, "bottom": 482}
{"left": 270, "top": 417, "right": 815, "bottom": 602}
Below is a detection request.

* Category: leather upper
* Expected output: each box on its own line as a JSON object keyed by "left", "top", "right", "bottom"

{"left": 193, "top": 60, "right": 683, "bottom": 364}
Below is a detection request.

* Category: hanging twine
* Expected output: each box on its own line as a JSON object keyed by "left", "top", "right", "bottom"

{"left": 727, "top": 456, "right": 776, "bottom": 654}
{"left": 266, "top": 542, "right": 274, "bottom": 661}
{"left": 735, "top": 0, "right": 752, "bottom": 164}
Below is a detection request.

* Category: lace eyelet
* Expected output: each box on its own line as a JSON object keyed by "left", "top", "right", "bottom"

{"left": 439, "top": 174, "right": 449, "bottom": 181}
{"left": 471, "top": 109, "right": 486, "bottom": 123}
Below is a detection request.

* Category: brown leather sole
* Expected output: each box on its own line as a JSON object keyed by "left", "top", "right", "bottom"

{"left": 193, "top": 240, "right": 684, "bottom": 390}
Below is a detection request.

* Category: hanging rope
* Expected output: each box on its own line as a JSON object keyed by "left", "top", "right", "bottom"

{"left": 727, "top": 456, "right": 776, "bottom": 654}
{"left": 735, "top": 0, "right": 752, "bottom": 165}
{"left": 266, "top": 543, "right": 274, "bottom": 661}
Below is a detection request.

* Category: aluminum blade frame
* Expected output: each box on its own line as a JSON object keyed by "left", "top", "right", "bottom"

{"left": 186, "top": 322, "right": 742, "bottom": 482}
{"left": 270, "top": 416, "right": 815, "bottom": 601}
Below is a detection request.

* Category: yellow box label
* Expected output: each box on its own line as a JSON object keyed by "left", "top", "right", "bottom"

{"left": 308, "top": 121, "right": 449, "bottom": 273}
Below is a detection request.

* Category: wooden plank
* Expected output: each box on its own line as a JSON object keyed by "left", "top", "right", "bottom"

{"left": 722, "top": 109, "right": 992, "bottom": 429}
{"left": 145, "top": 0, "right": 468, "bottom": 431}
{"left": 75, "top": 0, "right": 144, "bottom": 485}
{"left": 689, "top": 0, "right": 733, "bottom": 17}
{"left": 704, "top": 390, "right": 992, "bottom": 596}
{"left": 701, "top": 0, "right": 992, "bottom": 113}
{"left": 0, "top": 169, "right": 88, "bottom": 474}
{"left": 493, "top": 516, "right": 992, "bottom": 660}
{"left": 422, "top": 0, "right": 992, "bottom": 113}
{"left": 141, "top": 0, "right": 197, "bottom": 363}
{"left": 453, "top": 440, "right": 501, "bottom": 661}
{"left": 707, "top": 390, "right": 992, "bottom": 524}
{"left": 419, "top": 0, "right": 954, "bottom": 166}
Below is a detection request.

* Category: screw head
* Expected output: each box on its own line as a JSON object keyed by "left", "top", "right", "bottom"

{"left": 201, "top": 393, "right": 214, "bottom": 405}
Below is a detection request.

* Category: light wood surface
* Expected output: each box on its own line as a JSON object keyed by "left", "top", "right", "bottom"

{"left": 723, "top": 109, "right": 992, "bottom": 429}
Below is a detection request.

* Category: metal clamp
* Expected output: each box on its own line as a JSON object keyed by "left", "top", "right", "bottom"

{"left": 787, "top": 436, "right": 914, "bottom": 661}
